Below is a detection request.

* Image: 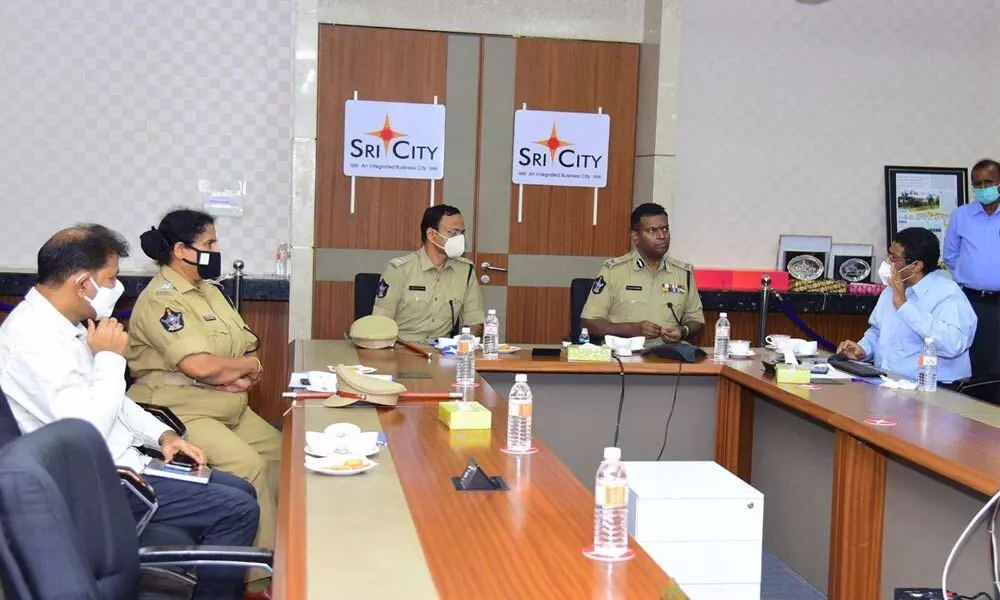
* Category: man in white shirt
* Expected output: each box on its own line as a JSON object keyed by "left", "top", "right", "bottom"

{"left": 0, "top": 224, "right": 259, "bottom": 600}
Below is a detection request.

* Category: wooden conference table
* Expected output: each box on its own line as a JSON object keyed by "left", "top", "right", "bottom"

{"left": 273, "top": 340, "right": 686, "bottom": 600}
{"left": 275, "top": 341, "right": 1000, "bottom": 600}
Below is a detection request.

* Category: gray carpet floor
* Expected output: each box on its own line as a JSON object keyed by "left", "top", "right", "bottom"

{"left": 762, "top": 549, "right": 826, "bottom": 600}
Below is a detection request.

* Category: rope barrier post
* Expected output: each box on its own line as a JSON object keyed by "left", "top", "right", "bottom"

{"left": 756, "top": 275, "right": 771, "bottom": 348}
{"left": 233, "top": 259, "right": 245, "bottom": 315}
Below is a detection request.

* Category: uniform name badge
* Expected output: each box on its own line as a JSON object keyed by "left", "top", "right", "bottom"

{"left": 662, "top": 283, "right": 686, "bottom": 294}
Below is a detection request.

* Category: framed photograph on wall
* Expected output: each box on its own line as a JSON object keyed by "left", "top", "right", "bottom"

{"left": 884, "top": 165, "right": 968, "bottom": 255}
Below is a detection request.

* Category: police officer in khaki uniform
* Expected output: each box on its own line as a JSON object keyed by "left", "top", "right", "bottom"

{"left": 582, "top": 203, "right": 705, "bottom": 347}
{"left": 372, "top": 204, "right": 485, "bottom": 342}
{"left": 125, "top": 209, "right": 281, "bottom": 572}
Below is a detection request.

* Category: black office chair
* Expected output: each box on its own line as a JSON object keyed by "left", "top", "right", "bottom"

{"left": 569, "top": 278, "right": 596, "bottom": 343}
{"left": 0, "top": 419, "right": 272, "bottom": 600}
{"left": 0, "top": 385, "right": 20, "bottom": 449}
{"left": 952, "top": 376, "right": 1000, "bottom": 405}
{"left": 354, "top": 272, "right": 382, "bottom": 320}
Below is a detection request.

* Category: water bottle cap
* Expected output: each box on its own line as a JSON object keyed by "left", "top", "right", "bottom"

{"left": 581, "top": 327, "right": 589, "bottom": 334}
{"left": 488, "top": 309, "right": 496, "bottom": 315}
{"left": 720, "top": 312, "right": 728, "bottom": 318}
{"left": 603, "top": 447, "right": 621, "bottom": 461}
{"left": 924, "top": 337, "right": 933, "bottom": 343}
{"left": 461, "top": 327, "right": 471, "bottom": 334}
{"left": 515, "top": 373, "right": 527, "bottom": 383}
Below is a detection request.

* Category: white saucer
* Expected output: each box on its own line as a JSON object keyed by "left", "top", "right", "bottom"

{"left": 305, "top": 444, "right": 380, "bottom": 458}
{"left": 305, "top": 455, "right": 377, "bottom": 476}
{"left": 729, "top": 351, "right": 756, "bottom": 358}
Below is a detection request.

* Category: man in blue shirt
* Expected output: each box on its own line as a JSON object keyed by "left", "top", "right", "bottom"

{"left": 943, "top": 158, "right": 1000, "bottom": 376}
{"left": 838, "top": 227, "right": 978, "bottom": 383}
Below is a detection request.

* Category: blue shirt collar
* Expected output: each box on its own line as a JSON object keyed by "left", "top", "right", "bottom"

{"left": 905, "top": 270, "right": 938, "bottom": 300}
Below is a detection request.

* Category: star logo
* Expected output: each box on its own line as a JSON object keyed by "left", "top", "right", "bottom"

{"left": 367, "top": 114, "right": 406, "bottom": 153}
{"left": 533, "top": 123, "right": 572, "bottom": 160}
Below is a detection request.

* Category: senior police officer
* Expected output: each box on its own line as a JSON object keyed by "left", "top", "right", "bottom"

{"left": 372, "top": 204, "right": 485, "bottom": 342}
{"left": 125, "top": 209, "right": 280, "bottom": 588}
{"left": 581, "top": 203, "right": 705, "bottom": 347}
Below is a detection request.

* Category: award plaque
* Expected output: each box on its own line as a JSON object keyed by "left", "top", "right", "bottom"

{"left": 838, "top": 258, "right": 871, "bottom": 282}
{"left": 786, "top": 254, "right": 824, "bottom": 281}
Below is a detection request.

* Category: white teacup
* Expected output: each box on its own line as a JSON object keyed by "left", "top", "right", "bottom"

{"left": 793, "top": 340, "right": 818, "bottom": 355}
{"left": 765, "top": 334, "right": 791, "bottom": 349}
{"left": 324, "top": 422, "right": 362, "bottom": 439}
{"left": 346, "top": 432, "right": 379, "bottom": 455}
{"left": 729, "top": 340, "right": 751, "bottom": 355}
{"left": 305, "top": 431, "right": 339, "bottom": 457}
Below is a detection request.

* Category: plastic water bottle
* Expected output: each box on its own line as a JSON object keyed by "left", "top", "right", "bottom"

{"left": 455, "top": 327, "right": 477, "bottom": 386}
{"left": 579, "top": 327, "right": 591, "bottom": 345}
{"left": 713, "top": 312, "right": 731, "bottom": 360}
{"left": 593, "top": 447, "right": 629, "bottom": 557}
{"left": 918, "top": 337, "right": 938, "bottom": 392}
{"left": 483, "top": 309, "right": 500, "bottom": 360}
{"left": 275, "top": 242, "right": 291, "bottom": 278}
{"left": 506, "top": 374, "right": 533, "bottom": 452}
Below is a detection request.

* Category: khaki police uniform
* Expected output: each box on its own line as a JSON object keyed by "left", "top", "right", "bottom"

{"left": 125, "top": 266, "right": 280, "bottom": 551}
{"left": 581, "top": 250, "right": 705, "bottom": 345}
{"left": 372, "top": 247, "right": 485, "bottom": 342}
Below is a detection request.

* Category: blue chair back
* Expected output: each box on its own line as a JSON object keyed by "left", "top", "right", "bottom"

{"left": 0, "top": 419, "right": 141, "bottom": 599}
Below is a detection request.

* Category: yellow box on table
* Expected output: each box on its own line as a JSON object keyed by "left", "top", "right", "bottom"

{"left": 438, "top": 401, "right": 492, "bottom": 430}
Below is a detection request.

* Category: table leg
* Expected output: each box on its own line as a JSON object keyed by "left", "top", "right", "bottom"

{"left": 828, "top": 430, "right": 885, "bottom": 600}
{"left": 715, "top": 378, "right": 754, "bottom": 482}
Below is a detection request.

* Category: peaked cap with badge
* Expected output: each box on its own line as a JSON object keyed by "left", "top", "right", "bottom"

{"left": 349, "top": 315, "right": 399, "bottom": 349}
{"left": 322, "top": 364, "right": 409, "bottom": 408}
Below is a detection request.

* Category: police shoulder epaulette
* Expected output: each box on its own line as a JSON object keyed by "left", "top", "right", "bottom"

{"left": 453, "top": 256, "right": 473, "bottom": 266}
{"left": 389, "top": 253, "right": 417, "bottom": 268}
{"left": 603, "top": 253, "right": 633, "bottom": 268}
{"left": 667, "top": 256, "right": 692, "bottom": 271}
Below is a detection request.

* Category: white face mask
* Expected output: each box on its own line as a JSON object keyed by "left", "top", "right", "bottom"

{"left": 82, "top": 277, "right": 125, "bottom": 320}
{"left": 435, "top": 231, "right": 465, "bottom": 259}
{"left": 876, "top": 260, "right": 893, "bottom": 285}
{"left": 877, "top": 259, "right": 917, "bottom": 286}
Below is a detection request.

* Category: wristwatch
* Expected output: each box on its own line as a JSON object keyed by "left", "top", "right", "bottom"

{"left": 680, "top": 325, "right": 690, "bottom": 339}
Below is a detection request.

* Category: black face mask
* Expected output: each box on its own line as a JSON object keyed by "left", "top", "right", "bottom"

{"left": 183, "top": 246, "right": 222, "bottom": 280}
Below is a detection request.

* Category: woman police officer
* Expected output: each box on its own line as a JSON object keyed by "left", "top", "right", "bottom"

{"left": 125, "top": 209, "right": 280, "bottom": 561}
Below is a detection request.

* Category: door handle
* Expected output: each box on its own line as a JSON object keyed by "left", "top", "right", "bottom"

{"left": 481, "top": 262, "right": 507, "bottom": 273}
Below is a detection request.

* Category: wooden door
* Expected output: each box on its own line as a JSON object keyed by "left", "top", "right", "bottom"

{"left": 312, "top": 27, "right": 640, "bottom": 344}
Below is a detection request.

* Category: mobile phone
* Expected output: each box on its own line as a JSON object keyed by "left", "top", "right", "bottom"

{"left": 169, "top": 454, "right": 197, "bottom": 469}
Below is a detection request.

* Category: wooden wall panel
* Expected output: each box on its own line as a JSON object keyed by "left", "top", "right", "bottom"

{"left": 315, "top": 26, "right": 448, "bottom": 250}
{"left": 243, "top": 300, "right": 290, "bottom": 424}
{"left": 690, "top": 310, "right": 870, "bottom": 349}
{"left": 506, "top": 286, "right": 571, "bottom": 344}
{"left": 312, "top": 281, "right": 355, "bottom": 341}
{"left": 509, "top": 38, "right": 639, "bottom": 257}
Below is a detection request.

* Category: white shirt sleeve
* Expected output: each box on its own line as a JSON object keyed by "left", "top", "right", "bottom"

{"left": 5, "top": 341, "right": 128, "bottom": 439}
{"left": 120, "top": 397, "right": 172, "bottom": 449}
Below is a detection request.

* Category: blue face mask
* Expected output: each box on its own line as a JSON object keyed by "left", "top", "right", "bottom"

{"left": 973, "top": 185, "right": 1000, "bottom": 205}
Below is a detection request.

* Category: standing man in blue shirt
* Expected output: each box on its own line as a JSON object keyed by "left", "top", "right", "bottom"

{"left": 944, "top": 158, "right": 1000, "bottom": 376}
{"left": 838, "top": 227, "right": 978, "bottom": 383}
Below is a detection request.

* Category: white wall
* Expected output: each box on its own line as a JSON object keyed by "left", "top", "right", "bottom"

{"left": 671, "top": 0, "right": 999, "bottom": 269}
{"left": 0, "top": 0, "right": 294, "bottom": 275}
{"left": 319, "top": 0, "right": 645, "bottom": 43}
